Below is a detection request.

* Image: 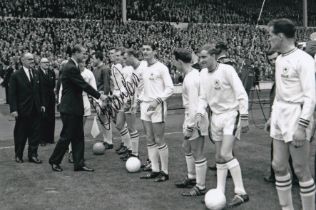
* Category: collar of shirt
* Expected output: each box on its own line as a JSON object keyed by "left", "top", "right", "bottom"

{"left": 97, "top": 62, "right": 104, "bottom": 69}
{"left": 41, "top": 68, "right": 47, "bottom": 74}
{"left": 217, "top": 55, "right": 227, "bottom": 61}
{"left": 71, "top": 58, "right": 79, "bottom": 68}
{"left": 23, "top": 66, "right": 31, "bottom": 81}
{"left": 208, "top": 63, "right": 219, "bottom": 73}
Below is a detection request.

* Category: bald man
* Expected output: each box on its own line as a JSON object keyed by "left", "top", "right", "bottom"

{"left": 9, "top": 53, "right": 45, "bottom": 163}
{"left": 38, "top": 58, "right": 56, "bottom": 146}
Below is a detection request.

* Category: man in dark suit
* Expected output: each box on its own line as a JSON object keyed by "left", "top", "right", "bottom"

{"left": 9, "top": 52, "right": 45, "bottom": 164}
{"left": 38, "top": 58, "right": 56, "bottom": 146}
{"left": 49, "top": 45, "right": 107, "bottom": 172}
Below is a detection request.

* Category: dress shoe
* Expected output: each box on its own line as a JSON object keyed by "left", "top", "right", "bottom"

{"left": 29, "top": 156, "right": 42, "bottom": 164}
{"left": 74, "top": 166, "right": 95, "bottom": 172}
{"left": 50, "top": 163, "right": 63, "bottom": 172}
{"left": 40, "top": 143, "right": 46, "bottom": 146}
{"left": 15, "top": 157, "right": 23, "bottom": 163}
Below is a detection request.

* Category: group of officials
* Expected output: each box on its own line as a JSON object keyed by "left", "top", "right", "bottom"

{"left": 9, "top": 54, "right": 55, "bottom": 163}
{"left": 8, "top": 18, "right": 316, "bottom": 209}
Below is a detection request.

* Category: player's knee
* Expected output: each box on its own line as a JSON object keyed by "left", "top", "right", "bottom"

{"left": 145, "top": 135, "right": 155, "bottom": 144}
{"left": 219, "top": 151, "right": 233, "bottom": 162}
{"left": 272, "top": 160, "right": 287, "bottom": 175}
{"left": 215, "top": 156, "right": 225, "bottom": 163}
{"left": 182, "top": 141, "right": 190, "bottom": 153}
{"left": 192, "top": 148, "right": 204, "bottom": 161}
{"left": 116, "top": 123, "right": 124, "bottom": 131}
{"left": 154, "top": 135, "right": 164, "bottom": 145}
{"left": 292, "top": 163, "right": 311, "bottom": 181}
{"left": 192, "top": 153, "right": 204, "bottom": 162}
{"left": 128, "top": 128, "right": 136, "bottom": 133}
{"left": 155, "top": 139, "right": 166, "bottom": 147}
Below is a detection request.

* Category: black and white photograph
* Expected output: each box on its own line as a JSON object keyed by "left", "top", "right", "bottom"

{"left": 0, "top": 0, "right": 316, "bottom": 209}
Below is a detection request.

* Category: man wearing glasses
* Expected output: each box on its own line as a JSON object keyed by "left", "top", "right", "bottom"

{"left": 38, "top": 58, "right": 56, "bottom": 146}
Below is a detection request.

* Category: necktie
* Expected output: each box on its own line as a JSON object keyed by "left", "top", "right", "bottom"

{"left": 29, "top": 69, "right": 34, "bottom": 84}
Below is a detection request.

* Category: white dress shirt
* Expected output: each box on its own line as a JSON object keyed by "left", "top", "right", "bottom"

{"left": 23, "top": 66, "right": 32, "bottom": 82}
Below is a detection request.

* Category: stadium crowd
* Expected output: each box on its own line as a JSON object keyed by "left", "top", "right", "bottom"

{"left": 1, "top": 0, "right": 316, "bottom": 26}
{"left": 0, "top": 18, "right": 315, "bottom": 85}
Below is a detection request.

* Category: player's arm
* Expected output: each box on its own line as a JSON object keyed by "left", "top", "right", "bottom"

{"left": 228, "top": 67, "right": 249, "bottom": 129}
{"left": 187, "top": 79, "right": 200, "bottom": 129}
{"left": 298, "top": 58, "right": 316, "bottom": 128}
{"left": 196, "top": 71, "right": 208, "bottom": 117}
{"left": 154, "top": 66, "right": 174, "bottom": 104}
{"left": 135, "top": 70, "right": 144, "bottom": 104}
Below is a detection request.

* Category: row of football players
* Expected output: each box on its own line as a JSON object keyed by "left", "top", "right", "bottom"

{"left": 99, "top": 18, "right": 315, "bottom": 210}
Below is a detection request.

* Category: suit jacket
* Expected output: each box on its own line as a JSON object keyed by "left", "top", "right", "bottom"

{"left": 9, "top": 67, "right": 44, "bottom": 116}
{"left": 38, "top": 68, "right": 56, "bottom": 108}
{"left": 59, "top": 59, "right": 100, "bottom": 116}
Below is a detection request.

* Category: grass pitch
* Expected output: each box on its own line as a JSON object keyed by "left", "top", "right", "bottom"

{"left": 0, "top": 105, "right": 315, "bottom": 210}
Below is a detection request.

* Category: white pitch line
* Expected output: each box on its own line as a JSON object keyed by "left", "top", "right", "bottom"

{"left": 0, "top": 131, "right": 183, "bottom": 150}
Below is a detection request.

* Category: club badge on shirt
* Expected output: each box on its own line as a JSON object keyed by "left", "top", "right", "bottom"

{"left": 281, "top": 67, "right": 289, "bottom": 78}
{"left": 214, "top": 79, "right": 221, "bottom": 90}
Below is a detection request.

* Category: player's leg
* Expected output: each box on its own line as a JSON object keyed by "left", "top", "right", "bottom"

{"left": 116, "top": 111, "right": 131, "bottom": 155}
{"left": 272, "top": 139, "right": 293, "bottom": 210}
{"left": 140, "top": 120, "right": 160, "bottom": 179}
{"left": 215, "top": 141, "right": 227, "bottom": 193}
{"left": 126, "top": 112, "right": 140, "bottom": 158}
{"left": 182, "top": 136, "right": 207, "bottom": 196}
{"left": 264, "top": 140, "right": 275, "bottom": 183}
{"left": 288, "top": 155, "right": 299, "bottom": 185}
{"left": 289, "top": 142, "right": 315, "bottom": 210}
{"left": 175, "top": 140, "right": 196, "bottom": 188}
{"left": 152, "top": 122, "right": 169, "bottom": 182}
{"left": 101, "top": 114, "right": 113, "bottom": 149}
{"left": 221, "top": 135, "right": 249, "bottom": 207}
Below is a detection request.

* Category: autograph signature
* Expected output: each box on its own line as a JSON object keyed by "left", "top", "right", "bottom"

{"left": 90, "top": 66, "right": 140, "bottom": 130}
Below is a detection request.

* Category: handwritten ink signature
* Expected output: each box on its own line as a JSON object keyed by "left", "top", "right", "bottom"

{"left": 90, "top": 66, "right": 140, "bottom": 130}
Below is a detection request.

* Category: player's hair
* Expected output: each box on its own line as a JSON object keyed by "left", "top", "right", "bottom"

{"left": 215, "top": 42, "right": 228, "bottom": 51}
{"left": 268, "top": 18, "right": 296, "bottom": 39}
{"left": 71, "top": 44, "right": 84, "bottom": 55}
{"left": 266, "top": 50, "right": 278, "bottom": 56}
{"left": 200, "top": 44, "right": 220, "bottom": 55}
{"left": 93, "top": 50, "right": 103, "bottom": 60}
{"left": 142, "top": 42, "right": 157, "bottom": 51}
{"left": 115, "top": 47, "right": 126, "bottom": 55}
{"left": 125, "top": 49, "right": 141, "bottom": 59}
{"left": 173, "top": 48, "right": 192, "bottom": 63}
